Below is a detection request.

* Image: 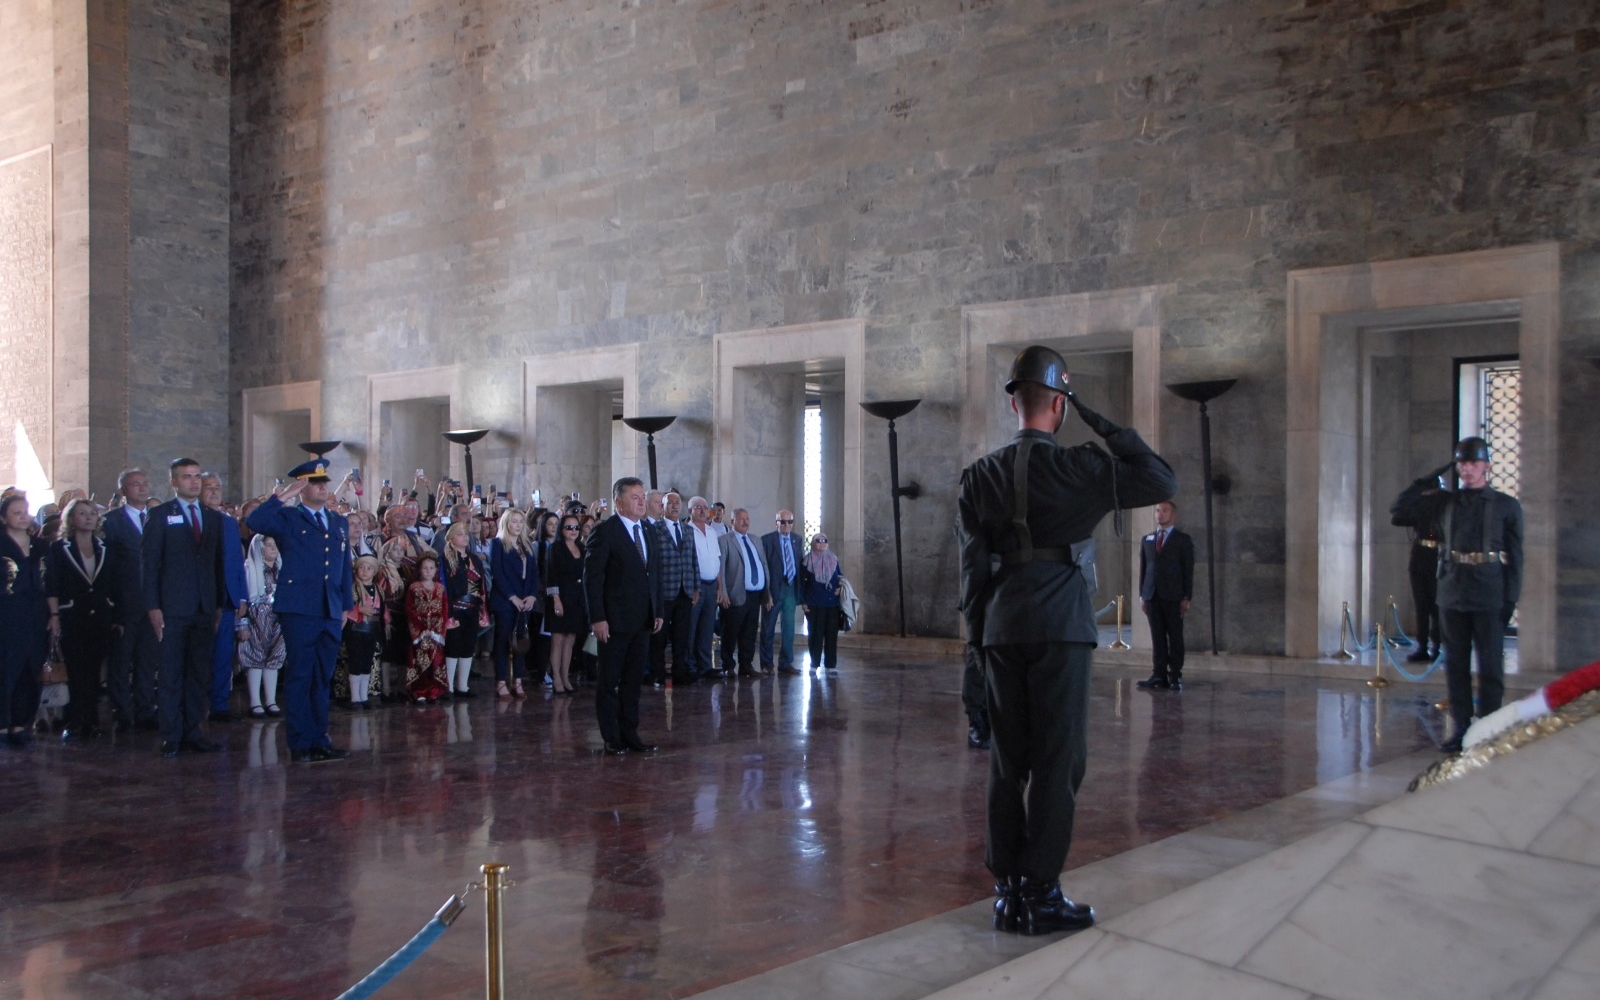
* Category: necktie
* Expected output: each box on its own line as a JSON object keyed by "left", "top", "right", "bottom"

{"left": 670, "top": 523, "right": 680, "bottom": 547}
{"left": 741, "top": 534, "right": 762, "bottom": 590}
{"left": 782, "top": 536, "right": 795, "bottom": 582}
{"left": 318, "top": 510, "right": 328, "bottom": 532}
{"left": 188, "top": 503, "right": 202, "bottom": 542}
{"left": 138, "top": 510, "right": 146, "bottom": 530}
{"left": 632, "top": 521, "right": 646, "bottom": 564}
{"left": 1156, "top": 529, "right": 1166, "bottom": 553}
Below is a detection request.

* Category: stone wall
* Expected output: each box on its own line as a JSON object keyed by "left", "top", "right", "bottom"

{"left": 228, "top": 0, "right": 1599, "bottom": 653}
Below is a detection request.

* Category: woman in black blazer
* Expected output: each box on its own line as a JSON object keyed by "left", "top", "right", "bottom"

{"left": 488, "top": 509, "right": 540, "bottom": 698}
{"left": 440, "top": 521, "right": 488, "bottom": 698}
{"left": 46, "top": 498, "right": 118, "bottom": 739}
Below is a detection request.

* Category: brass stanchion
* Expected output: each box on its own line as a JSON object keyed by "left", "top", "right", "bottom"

{"left": 1334, "top": 601, "right": 1356, "bottom": 660}
{"left": 1367, "top": 623, "right": 1391, "bottom": 688}
{"left": 481, "top": 862, "right": 509, "bottom": 1000}
{"left": 1109, "top": 595, "right": 1131, "bottom": 650}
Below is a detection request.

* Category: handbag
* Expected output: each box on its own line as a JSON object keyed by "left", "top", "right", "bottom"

{"left": 511, "top": 611, "right": 531, "bottom": 655}
{"left": 582, "top": 631, "right": 599, "bottom": 657}
{"left": 41, "top": 636, "right": 69, "bottom": 686}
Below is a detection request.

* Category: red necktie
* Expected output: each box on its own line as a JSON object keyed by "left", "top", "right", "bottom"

{"left": 188, "top": 503, "right": 202, "bottom": 542}
{"left": 1156, "top": 529, "right": 1165, "bottom": 553}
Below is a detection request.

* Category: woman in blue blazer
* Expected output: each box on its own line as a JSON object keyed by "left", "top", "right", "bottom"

{"left": 488, "top": 509, "right": 540, "bottom": 698}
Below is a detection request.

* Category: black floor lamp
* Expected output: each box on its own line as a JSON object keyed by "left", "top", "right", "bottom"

{"left": 621, "top": 416, "right": 677, "bottom": 490}
{"left": 860, "top": 399, "right": 922, "bottom": 637}
{"left": 1164, "top": 380, "right": 1236, "bottom": 655}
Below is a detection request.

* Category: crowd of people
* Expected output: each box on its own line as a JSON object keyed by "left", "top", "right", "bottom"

{"left": 0, "top": 462, "right": 850, "bottom": 759}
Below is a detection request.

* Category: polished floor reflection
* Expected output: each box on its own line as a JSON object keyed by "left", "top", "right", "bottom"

{"left": 0, "top": 652, "right": 1445, "bottom": 1000}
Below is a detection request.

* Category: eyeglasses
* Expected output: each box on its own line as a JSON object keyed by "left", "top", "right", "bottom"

{"left": 776, "top": 519, "right": 794, "bottom": 524}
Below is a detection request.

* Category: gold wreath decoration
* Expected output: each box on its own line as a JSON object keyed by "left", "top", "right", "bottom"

{"left": 1409, "top": 690, "right": 1600, "bottom": 792}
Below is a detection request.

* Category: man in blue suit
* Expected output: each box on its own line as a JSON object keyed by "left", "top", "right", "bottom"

{"left": 246, "top": 458, "right": 354, "bottom": 762}
{"left": 143, "top": 458, "right": 228, "bottom": 757}
{"left": 760, "top": 508, "right": 804, "bottom": 674}
{"left": 202, "top": 473, "right": 249, "bottom": 721}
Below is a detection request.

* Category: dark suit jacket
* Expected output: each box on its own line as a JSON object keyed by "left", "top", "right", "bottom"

{"left": 761, "top": 530, "right": 804, "bottom": 599}
{"left": 488, "top": 538, "right": 539, "bottom": 612}
{"left": 47, "top": 536, "right": 118, "bottom": 619}
{"left": 1140, "top": 527, "right": 1194, "bottom": 602}
{"left": 142, "top": 497, "right": 227, "bottom": 617}
{"left": 583, "top": 516, "right": 658, "bottom": 633}
{"left": 101, "top": 503, "right": 149, "bottom": 618}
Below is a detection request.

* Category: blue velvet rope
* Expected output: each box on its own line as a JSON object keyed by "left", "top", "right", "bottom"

{"left": 334, "top": 893, "right": 465, "bottom": 1000}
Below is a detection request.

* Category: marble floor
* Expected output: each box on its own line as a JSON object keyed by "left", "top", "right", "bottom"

{"left": 0, "top": 648, "right": 1458, "bottom": 1000}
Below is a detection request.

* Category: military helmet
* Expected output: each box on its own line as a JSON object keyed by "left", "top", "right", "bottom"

{"left": 1004, "top": 345, "right": 1071, "bottom": 395}
{"left": 1453, "top": 436, "right": 1491, "bottom": 463}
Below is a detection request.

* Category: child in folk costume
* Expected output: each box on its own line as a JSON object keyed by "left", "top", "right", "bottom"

{"left": 440, "top": 520, "right": 490, "bottom": 699}
{"left": 405, "top": 551, "right": 449, "bottom": 703}
{"left": 240, "top": 534, "right": 287, "bottom": 716}
{"left": 339, "top": 555, "right": 384, "bottom": 710}
{"left": 376, "top": 537, "right": 412, "bottom": 702}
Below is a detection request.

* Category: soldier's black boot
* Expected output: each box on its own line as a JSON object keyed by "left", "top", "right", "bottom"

{"left": 992, "top": 876, "right": 1023, "bottom": 932}
{"left": 1168, "top": 669, "right": 1183, "bottom": 692}
{"left": 1020, "top": 878, "right": 1095, "bottom": 935}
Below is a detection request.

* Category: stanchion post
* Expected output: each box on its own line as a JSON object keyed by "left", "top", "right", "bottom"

{"left": 481, "top": 862, "right": 509, "bottom": 1000}
{"left": 1367, "top": 623, "right": 1391, "bottom": 688}
{"left": 1334, "top": 601, "right": 1356, "bottom": 660}
{"left": 1109, "top": 595, "right": 1131, "bottom": 650}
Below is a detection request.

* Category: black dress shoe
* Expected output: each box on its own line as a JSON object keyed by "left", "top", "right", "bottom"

{"left": 1136, "top": 676, "right": 1170, "bottom": 690}
{"left": 289, "top": 748, "right": 318, "bottom": 763}
{"left": 1020, "top": 880, "right": 1095, "bottom": 934}
{"left": 312, "top": 745, "right": 351, "bottom": 761}
{"left": 968, "top": 724, "right": 991, "bottom": 750}
{"left": 603, "top": 742, "right": 629, "bottom": 755}
{"left": 1168, "top": 679, "right": 1184, "bottom": 692}
{"left": 672, "top": 675, "right": 696, "bottom": 686}
{"left": 779, "top": 666, "right": 802, "bottom": 675}
{"left": 181, "top": 738, "right": 222, "bottom": 753}
{"left": 738, "top": 668, "right": 760, "bottom": 678}
{"left": 623, "top": 740, "right": 657, "bottom": 754}
{"left": 455, "top": 689, "right": 475, "bottom": 698}
{"left": 160, "top": 741, "right": 181, "bottom": 758}
{"left": 1406, "top": 649, "right": 1432, "bottom": 663}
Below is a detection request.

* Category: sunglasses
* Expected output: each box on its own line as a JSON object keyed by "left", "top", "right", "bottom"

{"left": 776, "top": 519, "right": 794, "bottom": 524}
{"left": 812, "top": 539, "right": 828, "bottom": 545}
{"left": 563, "top": 525, "right": 580, "bottom": 531}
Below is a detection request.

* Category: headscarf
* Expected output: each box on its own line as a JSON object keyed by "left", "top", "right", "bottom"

{"left": 803, "top": 533, "right": 839, "bottom": 583}
{"left": 245, "top": 533, "right": 281, "bottom": 602}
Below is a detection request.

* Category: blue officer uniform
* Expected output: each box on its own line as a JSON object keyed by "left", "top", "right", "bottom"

{"left": 245, "top": 460, "right": 353, "bottom": 757}
{"left": 210, "top": 509, "right": 250, "bottom": 715}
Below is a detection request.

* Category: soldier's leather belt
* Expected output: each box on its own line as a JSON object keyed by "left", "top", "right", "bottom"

{"left": 999, "top": 547, "right": 1075, "bottom": 566}
{"left": 1415, "top": 539, "right": 1440, "bottom": 550}
{"left": 1448, "top": 550, "right": 1505, "bottom": 565}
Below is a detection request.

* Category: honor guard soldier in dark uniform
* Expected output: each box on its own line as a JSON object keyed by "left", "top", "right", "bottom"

{"left": 1390, "top": 462, "right": 1450, "bottom": 662}
{"left": 958, "top": 345, "right": 1177, "bottom": 934}
{"left": 246, "top": 457, "right": 355, "bottom": 762}
{"left": 1391, "top": 436, "right": 1523, "bottom": 753}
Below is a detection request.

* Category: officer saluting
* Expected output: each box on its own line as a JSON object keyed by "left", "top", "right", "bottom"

{"left": 1390, "top": 437, "right": 1523, "bottom": 753}
{"left": 246, "top": 457, "right": 355, "bottom": 762}
{"left": 958, "top": 346, "right": 1176, "bottom": 935}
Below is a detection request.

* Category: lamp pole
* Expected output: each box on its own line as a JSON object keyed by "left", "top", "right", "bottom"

{"left": 1164, "top": 380, "right": 1236, "bottom": 655}
{"left": 860, "top": 400, "right": 922, "bottom": 637}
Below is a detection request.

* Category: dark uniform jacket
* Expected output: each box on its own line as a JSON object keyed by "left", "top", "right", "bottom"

{"left": 958, "top": 427, "right": 1176, "bottom": 646}
{"left": 1390, "top": 477, "right": 1522, "bottom": 613}
{"left": 245, "top": 496, "right": 353, "bottom": 619}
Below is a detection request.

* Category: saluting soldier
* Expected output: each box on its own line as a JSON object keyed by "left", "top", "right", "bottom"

{"left": 1390, "top": 436, "right": 1523, "bottom": 752}
{"left": 957, "top": 346, "right": 1177, "bottom": 935}
{"left": 246, "top": 458, "right": 355, "bottom": 762}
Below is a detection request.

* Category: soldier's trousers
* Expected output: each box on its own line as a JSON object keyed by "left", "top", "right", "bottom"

{"left": 984, "top": 641, "right": 1092, "bottom": 882}
{"left": 1441, "top": 607, "right": 1506, "bottom": 736}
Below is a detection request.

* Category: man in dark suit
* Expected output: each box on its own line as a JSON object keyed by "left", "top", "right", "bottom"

{"left": 584, "top": 477, "right": 662, "bottom": 755}
{"left": 143, "top": 458, "right": 228, "bottom": 757}
{"left": 203, "top": 473, "right": 250, "bottom": 721}
{"left": 247, "top": 458, "right": 355, "bottom": 763}
{"left": 103, "top": 468, "right": 160, "bottom": 732}
{"left": 760, "top": 508, "right": 804, "bottom": 674}
{"left": 1137, "top": 500, "right": 1195, "bottom": 691}
{"left": 716, "top": 508, "right": 772, "bottom": 677}
{"left": 651, "top": 491, "right": 700, "bottom": 686}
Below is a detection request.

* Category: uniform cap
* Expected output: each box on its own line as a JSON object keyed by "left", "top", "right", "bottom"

{"left": 1004, "top": 345, "right": 1071, "bottom": 395}
{"left": 288, "top": 458, "right": 331, "bottom": 482}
